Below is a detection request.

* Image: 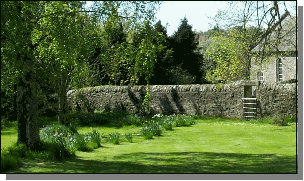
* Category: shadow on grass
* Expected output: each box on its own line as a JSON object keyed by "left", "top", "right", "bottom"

{"left": 1, "top": 130, "right": 17, "bottom": 135}
{"left": 12, "top": 152, "right": 297, "bottom": 174}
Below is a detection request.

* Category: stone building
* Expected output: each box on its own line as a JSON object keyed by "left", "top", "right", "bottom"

{"left": 250, "top": 15, "right": 297, "bottom": 83}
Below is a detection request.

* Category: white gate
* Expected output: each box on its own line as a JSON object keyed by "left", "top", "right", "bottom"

{"left": 242, "top": 98, "right": 257, "bottom": 119}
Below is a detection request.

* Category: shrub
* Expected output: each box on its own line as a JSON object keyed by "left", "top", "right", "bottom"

{"left": 40, "top": 124, "right": 92, "bottom": 155}
{"left": 162, "top": 119, "right": 174, "bottom": 131}
{"left": 147, "top": 122, "right": 163, "bottom": 136}
{"left": 41, "top": 139, "right": 77, "bottom": 160}
{"left": 3, "top": 143, "right": 28, "bottom": 158}
{"left": 40, "top": 124, "right": 77, "bottom": 141}
{"left": 140, "top": 127, "right": 153, "bottom": 140}
{"left": 1, "top": 118, "right": 17, "bottom": 130}
{"left": 69, "top": 134, "right": 94, "bottom": 152}
{"left": 108, "top": 132, "right": 121, "bottom": 145}
{"left": 122, "top": 114, "right": 144, "bottom": 127}
{"left": 1, "top": 148, "right": 23, "bottom": 173}
{"left": 124, "top": 133, "right": 133, "bottom": 143}
{"left": 71, "top": 113, "right": 108, "bottom": 126}
{"left": 270, "top": 115, "right": 288, "bottom": 126}
{"left": 174, "top": 114, "right": 195, "bottom": 127}
{"left": 285, "top": 116, "right": 297, "bottom": 124}
{"left": 175, "top": 116, "right": 187, "bottom": 127}
{"left": 86, "top": 129, "right": 102, "bottom": 147}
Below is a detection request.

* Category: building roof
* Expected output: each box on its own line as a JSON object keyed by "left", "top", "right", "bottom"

{"left": 252, "top": 15, "right": 297, "bottom": 52}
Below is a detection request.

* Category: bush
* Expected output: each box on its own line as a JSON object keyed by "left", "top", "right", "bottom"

{"left": 162, "top": 119, "right": 174, "bottom": 131}
{"left": 147, "top": 122, "right": 163, "bottom": 136}
{"left": 40, "top": 124, "right": 77, "bottom": 141}
{"left": 41, "top": 140, "right": 77, "bottom": 160}
{"left": 285, "top": 116, "right": 297, "bottom": 124}
{"left": 1, "top": 148, "right": 23, "bottom": 173}
{"left": 270, "top": 115, "right": 288, "bottom": 126}
{"left": 140, "top": 127, "right": 154, "bottom": 140}
{"left": 1, "top": 118, "right": 17, "bottom": 130}
{"left": 70, "top": 113, "right": 108, "bottom": 126}
{"left": 69, "top": 134, "right": 94, "bottom": 152}
{"left": 175, "top": 116, "right": 187, "bottom": 127}
{"left": 174, "top": 114, "right": 195, "bottom": 127}
{"left": 108, "top": 132, "right": 121, "bottom": 145}
{"left": 122, "top": 114, "right": 144, "bottom": 127}
{"left": 86, "top": 129, "right": 102, "bottom": 147}
{"left": 124, "top": 133, "right": 133, "bottom": 143}
{"left": 40, "top": 124, "right": 95, "bottom": 155}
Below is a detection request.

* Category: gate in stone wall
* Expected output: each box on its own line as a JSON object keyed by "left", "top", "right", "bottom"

{"left": 242, "top": 98, "right": 257, "bottom": 119}
{"left": 242, "top": 81, "right": 259, "bottom": 119}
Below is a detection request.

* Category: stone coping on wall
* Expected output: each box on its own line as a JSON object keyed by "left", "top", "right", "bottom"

{"left": 67, "top": 81, "right": 245, "bottom": 96}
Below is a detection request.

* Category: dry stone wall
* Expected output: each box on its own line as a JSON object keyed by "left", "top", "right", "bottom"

{"left": 66, "top": 82, "right": 297, "bottom": 119}
{"left": 256, "top": 82, "right": 297, "bottom": 118}
{"left": 67, "top": 82, "right": 244, "bottom": 118}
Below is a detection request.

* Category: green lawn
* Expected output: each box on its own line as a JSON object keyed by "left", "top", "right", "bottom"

{"left": 1, "top": 118, "right": 297, "bottom": 173}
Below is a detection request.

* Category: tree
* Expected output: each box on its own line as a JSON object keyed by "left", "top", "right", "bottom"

{"left": 208, "top": 1, "right": 297, "bottom": 82}
{"left": 149, "top": 20, "right": 173, "bottom": 85}
{"left": 169, "top": 17, "right": 203, "bottom": 84}
{"left": 205, "top": 28, "right": 251, "bottom": 83}
{"left": 33, "top": 1, "right": 96, "bottom": 125}
{"left": 1, "top": 1, "right": 162, "bottom": 149}
{"left": 2, "top": 1, "right": 45, "bottom": 149}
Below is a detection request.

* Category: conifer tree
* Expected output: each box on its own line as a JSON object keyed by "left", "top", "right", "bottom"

{"left": 170, "top": 17, "right": 203, "bottom": 84}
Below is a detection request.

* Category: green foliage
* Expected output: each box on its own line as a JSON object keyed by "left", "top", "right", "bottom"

{"left": 40, "top": 124, "right": 100, "bottom": 153}
{"left": 1, "top": 118, "right": 17, "bottom": 130}
{"left": 167, "top": 66, "right": 196, "bottom": 85}
{"left": 169, "top": 17, "right": 203, "bottom": 84}
{"left": 270, "top": 115, "right": 288, "bottom": 126}
{"left": 140, "top": 127, "right": 154, "bottom": 140}
{"left": 108, "top": 132, "right": 121, "bottom": 145}
{"left": 205, "top": 30, "right": 250, "bottom": 83}
{"left": 41, "top": 139, "right": 77, "bottom": 160}
{"left": 86, "top": 129, "right": 102, "bottom": 147}
{"left": 69, "top": 134, "right": 94, "bottom": 152}
{"left": 1, "top": 145, "right": 25, "bottom": 173}
{"left": 141, "top": 88, "right": 152, "bottom": 116}
{"left": 40, "top": 124, "right": 77, "bottom": 140}
{"left": 124, "top": 133, "right": 133, "bottom": 143}
{"left": 174, "top": 114, "right": 196, "bottom": 127}
{"left": 122, "top": 114, "right": 144, "bottom": 127}
{"left": 162, "top": 119, "right": 174, "bottom": 131}
{"left": 147, "top": 122, "right": 163, "bottom": 136}
{"left": 70, "top": 112, "right": 109, "bottom": 126}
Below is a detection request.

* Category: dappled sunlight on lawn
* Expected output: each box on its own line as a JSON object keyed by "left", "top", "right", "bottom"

{"left": 10, "top": 151, "right": 297, "bottom": 173}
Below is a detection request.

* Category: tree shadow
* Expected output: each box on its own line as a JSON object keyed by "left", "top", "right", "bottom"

{"left": 158, "top": 95, "right": 175, "bottom": 115}
{"left": 171, "top": 87, "right": 184, "bottom": 114}
{"left": 127, "top": 86, "right": 144, "bottom": 113}
{"left": 13, "top": 151, "right": 297, "bottom": 174}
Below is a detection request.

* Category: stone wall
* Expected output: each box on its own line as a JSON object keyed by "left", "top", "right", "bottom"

{"left": 66, "top": 82, "right": 297, "bottom": 119}
{"left": 67, "top": 82, "right": 244, "bottom": 118}
{"left": 256, "top": 82, "right": 297, "bottom": 118}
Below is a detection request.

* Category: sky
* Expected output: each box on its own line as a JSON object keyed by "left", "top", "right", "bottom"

{"left": 84, "top": 1, "right": 229, "bottom": 36}
{"left": 84, "top": 1, "right": 298, "bottom": 36}
{"left": 155, "top": 1, "right": 228, "bottom": 36}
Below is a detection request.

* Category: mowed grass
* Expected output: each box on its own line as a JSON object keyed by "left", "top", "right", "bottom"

{"left": 2, "top": 117, "right": 297, "bottom": 173}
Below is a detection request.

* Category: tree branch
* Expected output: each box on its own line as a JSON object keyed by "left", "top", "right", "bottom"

{"left": 249, "top": 10, "right": 290, "bottom": 51}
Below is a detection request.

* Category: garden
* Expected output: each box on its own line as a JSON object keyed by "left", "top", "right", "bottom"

{"left": 1, "top": 111, "right": 298, "bottom": 173}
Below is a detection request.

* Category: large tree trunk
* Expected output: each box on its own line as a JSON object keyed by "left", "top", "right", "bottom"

{"left": 58, "top": 72, "right": 69, "bottom": 125}
{"left": 17, "top": 70, "right": 40, "bottom": 150}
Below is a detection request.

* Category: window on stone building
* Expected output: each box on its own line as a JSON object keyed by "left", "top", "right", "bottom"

{"left": 257, "top": 71, "right": 264, "bottom": 81}
{"left": 277, "top": 59, "right": 283, "bottom": 82}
